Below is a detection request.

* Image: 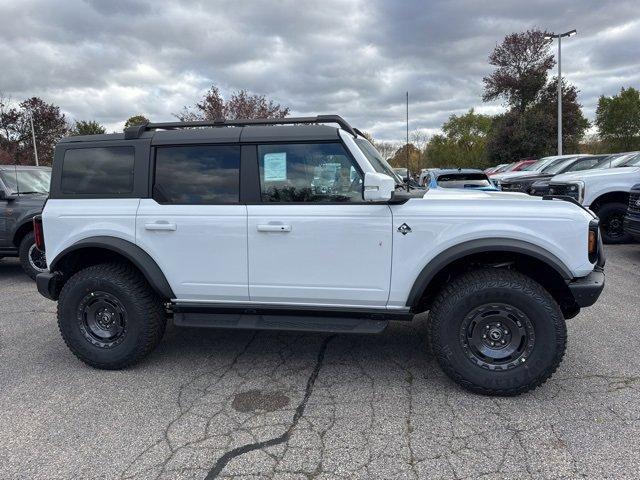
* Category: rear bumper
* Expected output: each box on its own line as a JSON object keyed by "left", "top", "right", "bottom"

{"left": 36, "top": 271, "right": 62, "bottom": 300}
{"left": 568, "top": 269, "right": 605, "bottom": 308}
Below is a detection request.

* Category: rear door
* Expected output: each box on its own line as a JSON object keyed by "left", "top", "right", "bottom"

{"left": 136, "top": 144, "right": 248, "bottom": 302}
{"left": 247, "top": 142, "right": 393, "bottom": 307}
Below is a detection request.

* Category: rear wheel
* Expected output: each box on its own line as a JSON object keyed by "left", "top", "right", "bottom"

{"left": 429, "top": 269, "right": 566, "bottom": 396}
{"left": 19, "top": 231, "right": 47, "bottom": 280}
{"left": 597, "top": 202, "right": 632, "bottom": 244}
{"left": 57, "top": 262, "right": 166, "bottom": 369}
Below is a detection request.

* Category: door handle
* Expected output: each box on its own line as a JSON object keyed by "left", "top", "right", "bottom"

{"left": 257, "top": 224, "right": 291, "bottom": 232}
{"left": 145, "top": 221, "right": 177, "bottom": 231}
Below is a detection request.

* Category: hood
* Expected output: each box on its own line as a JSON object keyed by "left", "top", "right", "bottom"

{"left": 491, "top": 170, "right": 540, "bottom": 182}
{"left": 422, "top": 186, "right": 539, "bottom": 202}
{"left": 10, "top": 194, "right": 48, "bottom": 208}
{"left": 501, "top": 173, "right": 553, "bottom": 185}
{"left": 551, "top": 166, "right": 640, "bottom": 183}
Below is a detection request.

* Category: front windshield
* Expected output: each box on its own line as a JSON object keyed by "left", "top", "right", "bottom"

{"left": 594, "top": 153, "right": 635, "bottom": 169}
{"left": 531, "top": 157, "right": 560, "bottom": 172}
{"left": 0, "top": 169, "right": 51, "bottom": 194}
{"left": 520, "top": 162, "right": 538, "bottom": 171}
{"left": 543, "top": 157, "right": 579, "bottom": 174}
{"left": 354, "top": 137, "right": 403, "bottom": 184}
{"left": 621, "top": 153, "right": 640, "bottom": 167}
{"left": 437, "top": 173, "right": 492, "bottom": 189}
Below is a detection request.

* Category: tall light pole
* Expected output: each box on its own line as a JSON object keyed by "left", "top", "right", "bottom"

{"left": 29, "top": 110, "right": 39, "bottom": 166}
{"left": 545, "top": 29, "right": 577, "bottom": 155}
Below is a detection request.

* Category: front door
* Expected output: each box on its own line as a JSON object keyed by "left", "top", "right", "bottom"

{"left": 136, "top": 144, "right": 248, "bottom": 302}
{"left": 247, "top": 142, "right": 393, "bottom": 307}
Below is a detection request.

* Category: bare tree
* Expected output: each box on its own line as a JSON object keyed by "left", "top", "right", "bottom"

{"left": 176, "top": 86, "right": 289, "bottom": 121}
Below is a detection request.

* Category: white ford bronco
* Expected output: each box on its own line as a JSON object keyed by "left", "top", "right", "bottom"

{"left": 35, "top": 116, "right": 605, "bottom": 396}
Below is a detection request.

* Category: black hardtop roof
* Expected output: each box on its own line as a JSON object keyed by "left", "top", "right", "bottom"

{"left": 59, "top": 115, "right": 355, "bottom": 145}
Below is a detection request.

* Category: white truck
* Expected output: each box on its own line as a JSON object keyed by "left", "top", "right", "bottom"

{"left": 548, "top": 151, "right": 640, "bottom": 243}
{"left": 34, "top": 116, "right": 605, "bottom": 396}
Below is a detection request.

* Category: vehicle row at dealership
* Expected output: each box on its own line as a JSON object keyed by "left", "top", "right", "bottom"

{"left": 488, "top": 152, "right": 640, "bottom": 243}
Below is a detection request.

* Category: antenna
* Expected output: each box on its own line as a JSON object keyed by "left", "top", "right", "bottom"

{"left": 406, "top": 91, "right": 410, "bottom": 192}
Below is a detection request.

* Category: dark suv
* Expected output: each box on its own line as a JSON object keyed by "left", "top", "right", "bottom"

{"left": 0, "top": 165, "right": 51, "bottom": 278}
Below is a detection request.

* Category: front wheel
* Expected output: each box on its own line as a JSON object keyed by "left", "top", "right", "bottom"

{"left": 19, "top": 231, "right": 47, "bottom": 280}
{"left": 597, "top": 202, "right": 633, "bottom": 244}
{"left": 429, "top": 269, "right": 567, "bottom": 396}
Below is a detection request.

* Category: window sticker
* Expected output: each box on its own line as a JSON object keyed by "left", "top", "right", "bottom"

{"left": 264, "top": 152, "right": 287, "bottom": 181}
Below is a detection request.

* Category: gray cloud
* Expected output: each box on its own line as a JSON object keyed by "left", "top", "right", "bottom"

{"left": 0, "top": 0, "right": 638, "bottom": 141}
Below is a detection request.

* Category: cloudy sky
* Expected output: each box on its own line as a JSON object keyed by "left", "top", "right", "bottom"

{"left": 1, "top": 0, "right": 638, "bottom": 141}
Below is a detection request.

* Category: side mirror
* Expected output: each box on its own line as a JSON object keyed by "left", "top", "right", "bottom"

{"left": 363, "top": 172, "right": 395, "bottom": 202}
{"left": 0, "top": 190, "right": 17, "bottom": 201}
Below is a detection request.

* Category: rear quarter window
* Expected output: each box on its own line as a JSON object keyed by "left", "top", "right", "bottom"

{"left": 61, "top": 146, "right": 135, "bottom": 194}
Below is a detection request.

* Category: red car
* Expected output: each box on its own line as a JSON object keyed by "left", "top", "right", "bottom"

{"left": 487, "top": 159, "right": 537, "bottom": 176}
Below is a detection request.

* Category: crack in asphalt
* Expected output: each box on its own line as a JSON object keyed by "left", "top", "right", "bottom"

{"left": 204, "top": 334, "right": 336, "bottom": 479}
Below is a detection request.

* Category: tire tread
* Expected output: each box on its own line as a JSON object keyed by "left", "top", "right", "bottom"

{"left": 57, "top": 262, "right": 166, "bottom": 370}
{"left": 429, "top": 268, "right": 567, "bottom": 396}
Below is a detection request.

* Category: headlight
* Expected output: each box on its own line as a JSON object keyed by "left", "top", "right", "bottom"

{"left": 572, "top": 181, "right": 585, "bottom": 203}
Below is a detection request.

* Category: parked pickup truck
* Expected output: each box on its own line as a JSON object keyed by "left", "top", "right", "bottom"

{"left": 548, "top": 152, "right": 640, "bottom": 243}
{"left": 35, "top": 115, "right": 605, "bottom": 396}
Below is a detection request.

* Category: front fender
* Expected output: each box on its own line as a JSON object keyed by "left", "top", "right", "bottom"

{"left": 404, "top": 238, "right": 574, "bottom": 308}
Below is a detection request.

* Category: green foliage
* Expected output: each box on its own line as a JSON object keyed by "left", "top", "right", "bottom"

{"left": 124, "top": 115, "right": 149, "bottom": 128}
{"left": 486, "top": 79, "right": 589, "bottom": 162}
{"left": 70, "top": 120, "right": 106, "bottom": 136}
{"left": 595, "top": 87, "right": 640, "bottom": 151}
{"left": 426, "top": 109, "right": 493, "bottom": 168}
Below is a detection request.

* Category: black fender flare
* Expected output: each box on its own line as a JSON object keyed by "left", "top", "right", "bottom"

{"left": 405, "top": 238, "right": 574, "bottom": 308}
{"left": 49, "top": 236, "right": 175, "bottom": 300}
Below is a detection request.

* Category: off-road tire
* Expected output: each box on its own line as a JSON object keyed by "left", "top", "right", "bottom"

{"left": 597, "top": 202, "right": 632, "bottom": 244}
{"left": 18, "top": 231, "right": 46, "bottom": 280}
{"left": 429, "top": 269, "right": 567, "bottom": 396}
{"left": 57, "top": 262, "right": 166, "bottom": 370}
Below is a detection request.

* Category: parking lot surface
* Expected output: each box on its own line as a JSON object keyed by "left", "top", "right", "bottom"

{"left": 1, "top": 245, "right": 639, "bottom": 479}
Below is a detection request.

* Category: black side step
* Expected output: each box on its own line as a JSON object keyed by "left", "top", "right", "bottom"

{"left": 173, "top": 312, "right": 388, "bottom": 334}
{"left": 171, "top": 303, "right": 413, "bottom": 334}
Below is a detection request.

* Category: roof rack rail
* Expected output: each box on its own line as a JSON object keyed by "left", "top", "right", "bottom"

{"left": 123, "top": 115, "right": 357, "bottom": 140}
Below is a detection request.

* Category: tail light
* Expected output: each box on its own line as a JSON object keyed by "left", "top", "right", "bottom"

{"left": 33, "top": 215, "right": 44, "bottom": 251}
{"left": 588, "top": 220, "right": 599, "bottom": 263}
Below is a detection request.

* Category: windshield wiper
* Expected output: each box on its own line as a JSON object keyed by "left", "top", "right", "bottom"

{"left": 16, "top": 191, "right": 45, "bottom": 194}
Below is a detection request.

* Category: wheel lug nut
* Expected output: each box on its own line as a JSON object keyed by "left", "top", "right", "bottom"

{"left": 503, "top": 330, "right": 508, "bottom": 334}
{"left": 482, "top": 335, "right": 487, "bottom": 339}
{"left": 501, "top": 340, "right": 506, "bottom": 344}
{"left": 496, "top": 323, "right": 501, "bottom": 327}
{"left": 491, "top": 342, "right": 495, "bottom": 346}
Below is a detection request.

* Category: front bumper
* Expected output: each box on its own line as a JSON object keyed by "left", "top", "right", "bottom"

{"left": 36, "top": 271, "right": 62, "bottom": 300}
{"left": 624, "top": 213, "right": 640, "bottom": 240}
{"left": 568, "top": 269, "right": 605, "bottom": 308}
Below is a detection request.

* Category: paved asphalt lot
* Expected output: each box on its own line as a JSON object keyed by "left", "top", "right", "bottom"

{"left": 0, "top": 245, "right": 639, "bottom": 479}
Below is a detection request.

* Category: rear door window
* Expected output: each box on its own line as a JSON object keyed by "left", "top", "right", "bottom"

{"left": 153, "top": 145, "right": 240, "bottom": 204}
